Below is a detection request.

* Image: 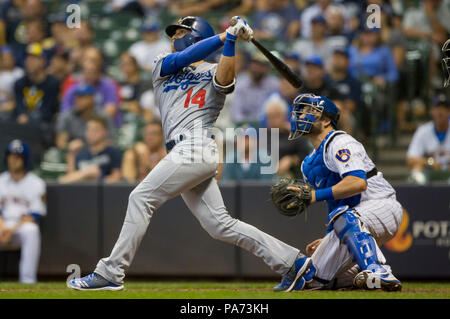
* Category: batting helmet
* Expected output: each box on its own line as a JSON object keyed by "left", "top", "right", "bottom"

{"left": 289, "top": 94, "right": 340, "bottom": 140}
{"left": 4, "top": 139, "right": 31, "bottom": 171}
{"left": 165, "top": 16, "right": 215, "bottom": 52}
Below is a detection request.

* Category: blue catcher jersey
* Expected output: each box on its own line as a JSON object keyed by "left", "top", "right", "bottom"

{"left": 301, "top": 130, "right": 396, "bottom": 214}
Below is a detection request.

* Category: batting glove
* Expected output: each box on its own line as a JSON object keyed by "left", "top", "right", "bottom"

{"left": 226, "top": 16, "right": 252, "bottom": 41}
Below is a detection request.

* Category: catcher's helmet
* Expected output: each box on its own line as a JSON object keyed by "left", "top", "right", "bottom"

{"left": 165, "top": 16, "right": 215, "bottom": 52}
{"left": 289, "top": 94, "right": 340, "bottom": 140}
{"left": 442, "top": 39, "right": 450, "bottom": 88}
{"left": 4, "top": 139, "right": 31, "bottom": 170}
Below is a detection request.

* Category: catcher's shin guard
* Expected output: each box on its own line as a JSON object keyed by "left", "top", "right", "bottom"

{"left": 332, "top": 211, "right": 381, "bottom": 272}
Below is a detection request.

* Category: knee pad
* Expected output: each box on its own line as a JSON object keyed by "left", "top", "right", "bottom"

{"left": 332, "top": 211, "right": 380, "bottom": 271}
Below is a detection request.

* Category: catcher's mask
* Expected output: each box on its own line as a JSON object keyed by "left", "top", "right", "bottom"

{"left": 289, "top": 94, "right": 340, "bottom": 140}
{"left": 165, "top": 16, "right": 215, "bottom": 52}
{"left": 442, "top": 39, "right": 450, "bottom": 88}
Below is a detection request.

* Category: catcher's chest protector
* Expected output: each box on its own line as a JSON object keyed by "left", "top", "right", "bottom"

{"left": 301, "top": 131, "right": 361, "bottom": 213}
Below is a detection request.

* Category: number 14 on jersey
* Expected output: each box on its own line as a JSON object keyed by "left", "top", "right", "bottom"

{"left": 184, "top": 88, "right": 206, "bottom": 109}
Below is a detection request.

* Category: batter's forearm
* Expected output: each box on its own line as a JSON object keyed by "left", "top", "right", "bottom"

{"left": 216, "top": 32, "right": 236, "bottom": 86}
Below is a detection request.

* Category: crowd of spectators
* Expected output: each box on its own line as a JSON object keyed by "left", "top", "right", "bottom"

{"left": 0, "top": 0, "right": 449, "bottom": 184}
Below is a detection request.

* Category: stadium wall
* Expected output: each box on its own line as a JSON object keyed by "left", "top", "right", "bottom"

{"left": 3, "top": 183, "right": 449, "bottom": 280}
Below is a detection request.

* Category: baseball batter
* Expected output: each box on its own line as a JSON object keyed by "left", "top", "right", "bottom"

{"left": 68, "top": 16, "right": 304, "bottom": 290}
{"left": 272, "top": 94, "right": 403, "bottom": 292}
{"left": 0, "top": 140, "right": 45, "bottom": 283}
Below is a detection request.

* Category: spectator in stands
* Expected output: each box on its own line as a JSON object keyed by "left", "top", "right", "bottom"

{"left": 324, "top": 4, "right": 350, "bottom": 48}
{"left": 48, "top": 14, "right": 75, "bottom": 56}
{"left": 222, "top": 126, "right": 273, "bottom": 182}
{"left": 62, "top": 46, "right": 104, "bottom": 95}
{"left": 14, "top": 43, "right": 60, "bottom": 124}
{"left": 328, "top": 48, "right": 361, "bottom": 135}
{"left": 59, "top": 116, "right": 122, "bottom": 184}
{"left": 252, "top": 0, "right": 300, "bottom": 41}
{"left": 0, "top": 0, "right": 26, "bottom": 47}
{"left": 259, "top": 53, "right": 302, "bottom": 127}
{"left": 231, "top": 51, "right": 279, "bottom": 126}
{"left": 348, "top": 26, "right": 398, "bottom": 134}
{"left": 118, "top": 53, "right": 142, "bottom": 113}
{"left": 407, "top": 94, "right": 450, "bottom": 184}
{"left": 292, "top": 15, "right": 334, "bottom": 65}
{"left": 381, "top": 10, "right": 410, "bottom": 132}
{"left": 116, "top": 53, "right": 147, "bottom": 150}
{"left": 348, "top": 26, "right": 398, "bottom": 85}
{"left": 0, "top": 45, "right": 24, "bottom": 121}
{"left": 121, "top": 121, "right": 166, "bottom": 183}
{"left": 402, "top": 0, "right": 449, "bottom": 120}
{"left": 300, "top": 55, "right": 343, "bottom": 103}
{"left": 128, "top": 21, "right": 171, "bottom": 72}
{"left": 56, "top": 84, "right": 113, "bottom": 151}
{"left": 41, "top": 85, "right": 112, "bottom": 181}
{"left": 24, "top": 19, "right": 55, "bottom": 64}
{"left": 61, "top": 59, "right": 121, "bottom": 127}
{"left": 403, "top": 0, "right": 449, "bottom": 46}
{"left": 263, "top": 95, "right": 312, "bottom": 179}
{"left": 139, "top": 89, "right": 161, "bottom": 122}
{"left": 68, "top": 21, "right": 94, "bottom": 72}
{"left": 300, "top": 0, "right": 332, "bottom": 38}
{"left": 47, "top": 51, "right": 71, "bottom": 84}
{"left": 0, "top": 139, "right": 45, "bottom": 283}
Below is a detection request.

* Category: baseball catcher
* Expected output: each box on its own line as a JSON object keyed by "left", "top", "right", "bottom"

{"left": 271, "top": 93, "right": 403, "bottom": 292}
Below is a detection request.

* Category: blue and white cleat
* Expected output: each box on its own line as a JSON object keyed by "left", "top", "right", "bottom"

{"left": 67, "top": 273, "right": 124, "bottom": 291}
{"left": 353, "top": 267, "right": 402, "bottom": 292}
{"left": 273, "top": 256, "right": 313, "bottom": 292}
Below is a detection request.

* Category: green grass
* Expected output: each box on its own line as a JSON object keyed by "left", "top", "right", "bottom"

{"left": 0, "top": 281, "right": 449, "bottom": 299}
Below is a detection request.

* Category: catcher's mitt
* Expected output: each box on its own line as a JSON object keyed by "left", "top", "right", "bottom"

{"left": 270, "top": 178, "right": 312, "bottom": 217}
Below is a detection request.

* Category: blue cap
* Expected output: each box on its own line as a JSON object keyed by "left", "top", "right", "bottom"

{"left": 333, "top": 47, "right": 349, "bottom": 57}
{"left": 5, "top": 139, "right": 31, "bottom": 170}
{"left": 432, "top": 94, "right": 450, "bottom": 108}
{"left": 0, "top": 45, "right": 13, "bottom": 55}
{"left": 305, "top": 55, "right": 323, "bottom": 68}
{"left": 141, "top": 21, "right": 160, "bottom": 32}
{"left": 311, "top": 15, "right": 326, "bottom": 25}
{"left": 283, "top": 52, "right": 301, "bottom": 62}
{"left": 74, "top": 84, "right": 95, "bottom": 96}
{"left": 362, "top": 24, "right": 381, "bottom": 33}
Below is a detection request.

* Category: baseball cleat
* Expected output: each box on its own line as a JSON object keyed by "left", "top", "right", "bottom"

{"left": 353, "top": 269, "right": 402, "bottom": 292}
{"left": 273, "top": 256, "right": 312, "bottom": 292}
{"left": 67, "top": 273, "right": 124, "bottom": 291}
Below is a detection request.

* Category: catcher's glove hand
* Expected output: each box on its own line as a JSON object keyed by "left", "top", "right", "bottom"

{"left": 270, "top": 178, "right": 312, "bottom": 217}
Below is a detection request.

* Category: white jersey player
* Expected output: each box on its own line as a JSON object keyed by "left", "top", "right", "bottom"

{"left": 0, "top": 140, "right": 45, "bottom": 283}
{"left": 68, "top": 16, "right": 304, "bottom": 291}
{"left": 273, "top": 94, "right": 403, "bottom": 292}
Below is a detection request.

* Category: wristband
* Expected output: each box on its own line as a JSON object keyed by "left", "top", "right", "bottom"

{"left": 315, "top": 187, "right": 334, "bottom": 201}
{"left": 223, "top": 33, "right": 236, "bottom": 57}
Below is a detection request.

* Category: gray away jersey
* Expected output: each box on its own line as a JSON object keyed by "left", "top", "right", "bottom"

{"left": 152, "top": 53, "right": 235, "bottom": 141}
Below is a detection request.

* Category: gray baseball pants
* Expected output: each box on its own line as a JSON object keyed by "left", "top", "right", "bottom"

{"left": 95, "top": 137, "right": 299, "bottom": 284}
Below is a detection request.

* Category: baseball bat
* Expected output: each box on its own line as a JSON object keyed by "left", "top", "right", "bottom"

{"left": 250, "top": 38, "right": 303, "bottom": 88}
{"left": 229, "top": 17, "right": 303, "bottom": 88}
